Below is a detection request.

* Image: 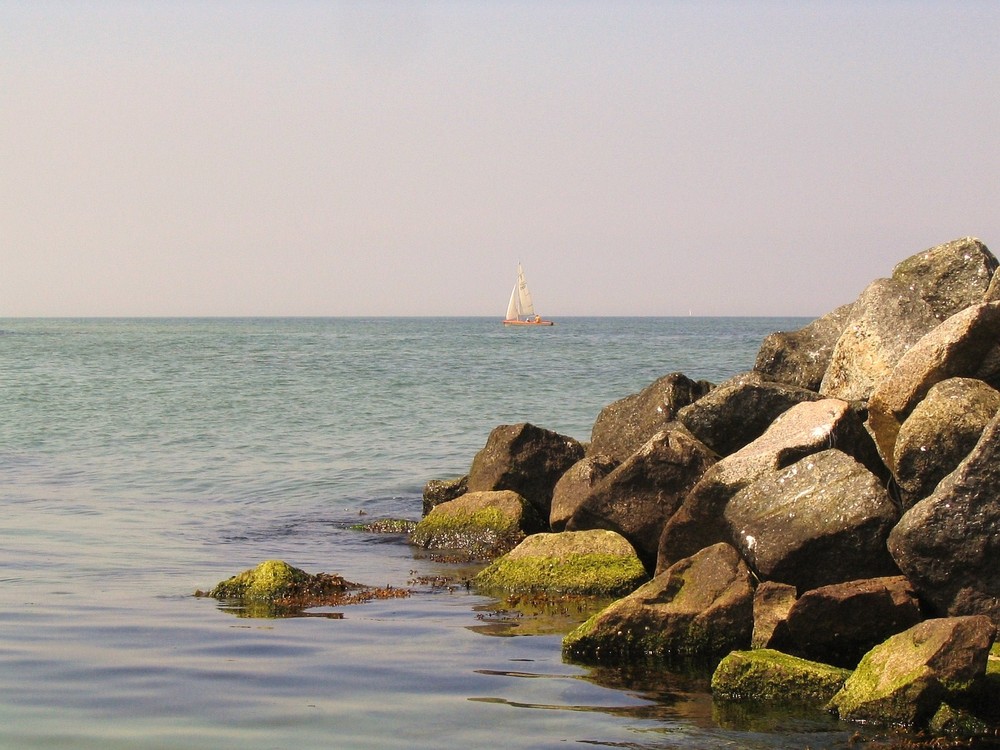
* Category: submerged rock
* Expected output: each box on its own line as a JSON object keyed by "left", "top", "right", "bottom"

{"left": 409, "top": 489, "right": 542, "bottom": 560}
{"left": 711, "top": 649, "right": 850, "bottom": 706}
{"left": 473, "top": 530, "right": 647, "bottom": 597}
{"left": 199, "top": 560, "right": 408, "bottom": 617}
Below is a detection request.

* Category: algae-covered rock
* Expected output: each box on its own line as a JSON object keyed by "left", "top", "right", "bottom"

{"left": 563, "top": 542, "right": 753, "bottom": 663}
{"left": 473, "top": 530, "right": 647, "bottom": 597}
{"left": 409, "top": 490, "right": 541, "bottom": 560}
{"left": 422, "top": 475, "right": 468, "bottom": 515}
{"left": 828, "top": 616, "right": 997, "bottom": 728}
{"left": 711, "top": 649, "right": 850, "bottom": 706}
{"left": 200, "top": 560, "right": 409, "bottom": 617}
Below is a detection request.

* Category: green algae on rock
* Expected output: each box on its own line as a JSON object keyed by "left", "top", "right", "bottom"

{"left": 711, "top": 649, "right": 850, "bottom": 706}
{"left": 409, "top": 490, "right": 541, "bottom": 560}
{"left": 350, "top": 518, "right": 418, "bottom": 534}
{"left": 197, "top": 559, "right": 409, "bottom": 617}
{"left": 473, "top": 530, "right": 647, "bottom": 597}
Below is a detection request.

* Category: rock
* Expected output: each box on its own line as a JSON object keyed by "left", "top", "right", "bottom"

{"left": 566, "top": 423, "right": 717, "bottom": 570}
{"left": 409, "top": 490, "right": 542, "bottom": 560}
{"left": 724, "top": 449, "right": 900, "bottom": 592}
{"left": 198, "top": 560, "right": 409, "bottom": 616}
{"left": 867, "top": 301, "right": 1000, "bottom": 471}
{"left": 891, "top": 236, "right": 998, "bottom": 321}
{"left": 472, "top": 529, "right": 647, "bottom": 597}
{"left": 588, "top": 372, "right": 713, "bottom": 462}
{"left": 888, "top": 410, "right": 1000, "bottom": 624}
{"left": 753, "top": 303, "right": 853, "bottom": 391}
{"left": 549, "top": 455, "right": 618, "bottom": 532}
{"left": 467, "top": 423, "right": 585, "bottom": 522}
{"left": 422, "top": 475, "right": 468, "bottom": 515}
{"left": 711, "top": 649, "right": 851, "bottom": 706}
{"left": 780, "top": 577, "right": 924, "bottom": 668}
{"left": 893, "top": 378, "right": 1000, "bottom": 506}
{"left": 676, "top": 372, "right": 822, "bottom": 456}
{"left": 562, "top": 543, "right": 753, "bottom": 663}
{"left": 751, "top": 581, "right": 797, "bottom": 650}
{"left": 829, "top": 616, "right": 997, "bottom": 728}
{"left": 928, "top": 703, "right": 994, "bottom": 737}
{"left": 656, "top": 398, "right": 885, "bottom": 572}
{"left": 987, "top": 268, "right": 1000, "bottom": 302}
{"left": 819, "top": 277, "right": 938, "bottom": 401}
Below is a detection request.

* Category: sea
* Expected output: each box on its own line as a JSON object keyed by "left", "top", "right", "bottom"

{"left": 0, "top": 316, "right": 878, "bottom": 750}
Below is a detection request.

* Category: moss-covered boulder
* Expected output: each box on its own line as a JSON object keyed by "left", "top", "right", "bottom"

{"left": 828, "top": 616, "right": 997, "bottom": 728}
{"left": 562, "top": 542, "right": 754, "bottom": 663}
{"left": 473, "top": 530, "right": 647, "bottom": 597}
{"left": 409, "top": 490, "right": 541, "bottom": 560}
{"left": 711, "top": 649, "right": 851, "bottom": 707}
{"left": 198, "top": 560, "right": 409, "bottom": 617}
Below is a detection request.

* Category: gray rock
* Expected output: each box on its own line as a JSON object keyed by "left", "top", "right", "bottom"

{"left": 562, "top": 542, "right": 754, "bottom": 662}
{"left": 781, "top": 576, "right": 923, "bottom": 668}
{"left": 422, "top": 475, "right": 468, "bottom": 515}
{"left": 819, "top": 277, "right": 938, "bottom": 401}
{"left": 549, "top": 455, "right": 618, "bottom": 532}
{"left": 892, "top": 236, "right": 998, "bottom": 320}
{"left": 467, "top": 423, "right": 584, "bottom": 522}
{"left": 724, "top": 449, "right": 899, "bottom": 592}
{"left": 888, "top": 410, "right": 1000, "bottom": 625}
{"left": 867, "top": 301, "right": 1000, "bottom": 471}
{"left": 589, "top": 372, "right": 713, "bottom": 462}
{"left": 893, "top": 378, "right": 1000, "bottom": 506}
{"left": 829, "top": 616, "right": 997, "bottom": 728}
{"left": 656, "top": 398, "right": 885, "bottom": 573}
{"left": 753, "top": 303, "right": 853, "bottom": 391}
{"left": 566, "top": 423, "right": 716, "bottom": 570}
{"left": 676, "top": 371, "right": 822, "bottom": 457}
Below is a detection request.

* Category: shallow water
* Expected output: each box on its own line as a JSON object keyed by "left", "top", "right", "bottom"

{"left": 0, "top": 316, "right": 867, "bottom": 749}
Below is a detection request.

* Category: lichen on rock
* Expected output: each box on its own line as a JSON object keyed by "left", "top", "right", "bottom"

{"left": 711, "top": 649, "right": 850, "bottom": 706}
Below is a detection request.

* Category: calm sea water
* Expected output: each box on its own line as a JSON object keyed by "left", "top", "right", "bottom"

{"left": 0, "top": 316, "right": 866, "bottom": 750}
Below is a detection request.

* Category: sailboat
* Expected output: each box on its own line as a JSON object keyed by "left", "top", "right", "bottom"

{"left": 503, "top": 263, "right": 554, "bottom": 326}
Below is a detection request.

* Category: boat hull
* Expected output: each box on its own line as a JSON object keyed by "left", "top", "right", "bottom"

{"left": 503, "top": 319, "right": 554, "bottom": 326}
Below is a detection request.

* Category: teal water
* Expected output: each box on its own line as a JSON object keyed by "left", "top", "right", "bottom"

{"left": 0, "top": 316, "right": 860, "bottom": 749}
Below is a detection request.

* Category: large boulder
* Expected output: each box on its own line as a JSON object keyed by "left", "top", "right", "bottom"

{"left": 892, "top": 378, "right": 1000, "bottom": 506}
{"left": 779, "top": 576, "right": 924, "bottom": 668}
{"left": 549, "top": 455, "right": 619, "bottom": 531}
{"left": 891, "top": 236, "right": 998, "bottom": 321}
{"left": 472, "top": 529, "right": 647, "bottom": 597}
{"left": 656, "top": 398, "right": 884, "bottom": 572}
{"left": 562, "top": 543, "right": 754, "bottom": 663}
{"left": 409, "top": 490, "right": 542, "bottom": 560}
{"left": 888, "top": 410, "right": 1000, "bottom": 625}
{"left": 588, "top": 372, "right": 713, "bottom": 462}
{"left": 819, "top": 277, "right": 938, "bottom": 402}
{"left": 676, "top": 372, "right": 822, "bottom": 456}
{"left": 466, "top": 423, "right": 584, "bottom": 522}
{"left": 753, "top": 303, "right": 853, "bottom": 391}
{"left": 723, "top": 449, "right": 900, "bottom": 592}
{"left": 867, "top": 301, "right": 1000, "bottom": 471}
{"left": 829, "top": 616, "right": 997, "bottom": 728}
{"left": 711, "top": 649, "right": 851, "bottom": 706}
{"left": 566, "top": 424, "right": 717, "bottom": 570}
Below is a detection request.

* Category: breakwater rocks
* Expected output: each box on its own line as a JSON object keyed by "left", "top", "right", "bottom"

{"left": 418, "top": 236, "right": 1000, "bottom": 736}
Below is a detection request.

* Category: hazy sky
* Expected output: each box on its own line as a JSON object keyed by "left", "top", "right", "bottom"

{"left": 3, "top": 2, "right": 999, "bottom": 317}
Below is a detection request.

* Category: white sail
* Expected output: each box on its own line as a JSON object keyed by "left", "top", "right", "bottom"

{"left": 505, "top": 285, "right": 519, "bottom": 320}
{"left": 516, "top": 263, "right": 535, "bottom": 317}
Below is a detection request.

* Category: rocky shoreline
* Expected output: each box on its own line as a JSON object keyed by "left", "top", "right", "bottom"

{"left": 413, "top": 236, "right": 1000, "bottom": 738}
{"left": 203, "top": 236, "right": 1000, "bottom": 742}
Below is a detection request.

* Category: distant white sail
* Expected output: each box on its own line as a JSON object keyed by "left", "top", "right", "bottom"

{"left": 516, "top": 263, "right": 535, "bottom": 317}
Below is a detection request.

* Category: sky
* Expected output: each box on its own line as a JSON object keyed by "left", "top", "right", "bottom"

{"left": 2, "top": 1, "right": 999, "bottom": 318}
